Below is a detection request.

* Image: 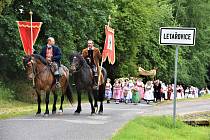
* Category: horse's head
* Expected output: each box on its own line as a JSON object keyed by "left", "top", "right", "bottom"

{"left": 22, "top": 54, "right": 47, "bottom": 80}
{"left": 22, "top": 55, "right": 34, "bottom": 80}
{"left": 69, "top": 53, "right": 84, "bottom": 73}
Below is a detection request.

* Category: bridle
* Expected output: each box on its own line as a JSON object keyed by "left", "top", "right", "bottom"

{"left": 31, "top": 60, "right": 48, "bottom": 78}
{"left": 27, "top": 57, "right": 49, "bottom": 86}
{"left": 70, "top": 56, "right": 84, "bottom": 73}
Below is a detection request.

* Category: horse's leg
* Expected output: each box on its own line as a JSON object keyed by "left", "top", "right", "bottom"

{"left": 52, "top": 91, "right": 57, "bottom": 114}
{"left": 99, "top": 84, "right": 105, "bottom": 115}
{"left": 59, "top": 94, "right": 64, "bottom": 113}
{"left": 36, "top": 90, "right": 41, "bottom": 115}
{"left": 93, "top": 89, "right": 98, "bottom": 112}
{"left": 88, "top": 90, "right": 95, "bottom": 115}
{"left": 59, "top": 80, "right": 66, "bottom": 113}
{"left": 75, "top": 89, "right": 82, "bottom": 114}
{"left": 44, "top": 91, "right": 50, "bottom": 116}
{"left": 99, "top": 101, "right": 103, "bottom": 115}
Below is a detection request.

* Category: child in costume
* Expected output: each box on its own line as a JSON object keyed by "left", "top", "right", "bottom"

{"left": 132, "top": 83, "right": 140, "bottom": 105}
{"left": 105, "top": 78, "right": 112, "bottom": 103}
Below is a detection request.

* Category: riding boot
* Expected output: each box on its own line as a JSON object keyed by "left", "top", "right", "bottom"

{"left": 93, "top": 76, "right": 98, "bottom": 90}
{"left": 55, "top": 74, "right": 61, "bottom": 88}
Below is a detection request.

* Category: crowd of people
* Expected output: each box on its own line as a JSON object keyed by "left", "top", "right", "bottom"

{"left": 35, "top": 37, "right": 209, "bottom": 105}
{"left": 105, "top": 77, "right": 210, "bottom": 104}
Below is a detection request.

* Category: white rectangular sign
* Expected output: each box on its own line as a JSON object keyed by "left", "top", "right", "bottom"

{"left": 159, "top": 27, "right": 196, "bottom": 46}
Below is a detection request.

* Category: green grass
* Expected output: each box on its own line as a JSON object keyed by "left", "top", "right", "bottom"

{"left": 0, "top": 97, "right": 79, "bottom": 119}
{"left": 112, "top": 116, "right": 210, "bottom": 140}
{"left": 0, "top": 100, "right": 37, "bottom": 119}
{"left": 157, "top": 94, "right": 210, "bottom": 106}
{"left": 200, "top": 94, "right": 210, "bottom": 99}
{"left": 0, "top": 81, "right": 90, "bottom": 119}
{"left": 0, "top": 94, "right": 89, "bottom": 120}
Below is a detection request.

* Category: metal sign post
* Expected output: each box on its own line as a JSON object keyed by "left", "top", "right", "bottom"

{"left": 159, "top": 27, "right": 196, "bottom": 127}
{"left": 173, "top": 46, "right": 178, "bottom": 126}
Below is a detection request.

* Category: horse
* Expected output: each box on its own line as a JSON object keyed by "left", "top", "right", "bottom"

{"left": 69, "top": 53, "right": 107, "bottom": 115}
{"left": 22, "top": 54, "right": 73, "bottom": 116}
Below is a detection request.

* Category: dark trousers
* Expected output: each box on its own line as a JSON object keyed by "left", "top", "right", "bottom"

{"left": 154, "top": 92, "right": 161, "bottom": 100}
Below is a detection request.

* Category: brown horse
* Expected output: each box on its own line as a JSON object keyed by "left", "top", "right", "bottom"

{"left": 22, "top": 54, "right": 73, "bottom": 116}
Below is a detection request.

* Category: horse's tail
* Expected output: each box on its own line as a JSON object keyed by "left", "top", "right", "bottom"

{"left": 65, "top": 82, "right": 74, "bottom": 104}
{"left": 102, "top": 67, "right": 107, "bottom": 82}
{"left": 98, "top": 67, "right": 107, "bottom": 102}
{"left": 62, "top": 66, "right": 73, "bottom": 104}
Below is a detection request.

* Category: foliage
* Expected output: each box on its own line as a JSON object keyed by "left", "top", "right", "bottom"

{"left": 0, "top": 81, "right": 15, "bottom": 100}
{"left": 112, "top": 0, "right": 176, "bottom": 82}
{"left": 112, "top": 116, "right": 210, "bottom": 140}
{"left": 0, "top": 0, "right": 12, "bottom": 14}
{"left": 0, "top": 0, "right": 210, "bottom": 97}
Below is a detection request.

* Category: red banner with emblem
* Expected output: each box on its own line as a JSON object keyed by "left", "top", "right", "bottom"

{"left": 17, "top": 21, "right": 42, "bottom": 55}
{"left": 102, "top": 25, "right": 115, "bottom": 65}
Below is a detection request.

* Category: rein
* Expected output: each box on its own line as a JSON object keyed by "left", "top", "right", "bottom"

{"left": 70, "top": 58, "right": 84, "bottom": 73}
{"left": 31, "top": 61, "right": 49, "bottom": 82}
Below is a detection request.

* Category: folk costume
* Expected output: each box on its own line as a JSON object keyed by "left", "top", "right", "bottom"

{"left": 113, "top": 81, "right": 121, "bottom": 104}
{"left": 40, "top": 44, "right": 61, "bottom": 87}
{"left": 144, "top": 81, "right": 154, "bottom": 104}
{"left": 105, "top": 79, "right": 112, "bottom": 103}
{"left": 132, "top": 85, "right": 140, "bottom": 105}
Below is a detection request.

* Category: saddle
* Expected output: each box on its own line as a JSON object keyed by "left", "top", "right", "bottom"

{"left": 85, "top": 58, "right": 105, "bottom": 86}
{"left": 50, "top": 62, "right": 69, "bottom": 78}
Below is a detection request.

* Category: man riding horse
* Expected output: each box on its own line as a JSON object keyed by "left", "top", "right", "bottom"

{"left": 40, "top": 37, "right": 61, "bottom": 88}
{"left": 82, "top": 39, "right": 101, "bottom": 90}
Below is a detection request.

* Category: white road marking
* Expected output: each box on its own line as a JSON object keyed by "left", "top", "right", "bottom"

{"left": 3, "top": 118, "right": 107, "bottom": 125}
{"left": 103, "top": 107, "right": 143, "bottom": 111}
{"left": 87, "top": 116, "right": 110, "bottom": 120}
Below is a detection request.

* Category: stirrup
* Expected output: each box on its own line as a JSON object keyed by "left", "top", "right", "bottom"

{"left": 56, "top": 82, "right": 61, "bottom": 88}
{"left": 93, "top": 85, "right": 98, "bottom": 90}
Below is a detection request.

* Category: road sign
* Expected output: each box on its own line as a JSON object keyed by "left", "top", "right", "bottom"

{"left": 159, "top": 27, "right": 196, "bottom": 127}
{"left": 159, "top": 27, "right": 196, "bottom": 46}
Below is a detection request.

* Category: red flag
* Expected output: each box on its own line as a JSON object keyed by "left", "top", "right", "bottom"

{"left": 102, "top": 25, "right": 115, "bottom": 65}
{"left": 17, "top": 21, "right": 42, "bottom": 55}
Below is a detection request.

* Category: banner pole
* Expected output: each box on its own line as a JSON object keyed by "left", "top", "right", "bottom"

{"left": 29, "top": 10, "right": 35, "bottom": 87}
{"left": 98, "top": 15, "right": 111, "bottom": 87}
{"left": 29, "top": 10, "right": 33, "bottom": 54}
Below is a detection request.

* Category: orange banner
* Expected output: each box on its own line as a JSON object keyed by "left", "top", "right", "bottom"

{"left": 17, "top": 21, "right": 42, "bottom": 55}
{"left": 102, "top": 25, "right": 115, "bottom": 65}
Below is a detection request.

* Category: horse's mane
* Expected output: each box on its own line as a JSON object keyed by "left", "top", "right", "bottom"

{"left": 33, "top": 54, "right": 48, "bottom": 65}
{"left": 69, "top": 53, "right": 89, "bottom": 68}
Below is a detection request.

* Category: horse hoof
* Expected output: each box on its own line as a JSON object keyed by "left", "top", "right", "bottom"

{"left": 35, "top": 113, "right": 41, "bottom": 117}
{"left": 52, "top": 111, "right": 56, "bottom": 115}
{"left": 74, "top": 112, "right": 80, "bottom": 115}
{"left": 44, "top": 113, "right": 49, "bottom": 117}
{"left": 91, "top": 112, "right": 96, "bottom": 116}
{"left": 98, "top": 111, "right": 103, "bottom": 115}
{"left": 58, "top": 110, "right": 63, "bottom": 115}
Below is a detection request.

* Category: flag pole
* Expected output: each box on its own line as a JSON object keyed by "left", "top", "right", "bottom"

{"left": 29, "top": 10, "right": 35, "bottom": 87}
{"left": 98, "top": 15, "right": 111, "bottom": 87}
{"left": 29, "top": 10, "right": 33, "bottom": 54}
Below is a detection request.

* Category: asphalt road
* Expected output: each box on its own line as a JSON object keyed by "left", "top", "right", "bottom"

{"left": 0, "top": 99, "right": 210, "bottom": 140}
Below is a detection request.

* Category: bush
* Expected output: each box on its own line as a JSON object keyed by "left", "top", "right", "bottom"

{"left": 0, "top": 81, "right": 15, "bottom": 101}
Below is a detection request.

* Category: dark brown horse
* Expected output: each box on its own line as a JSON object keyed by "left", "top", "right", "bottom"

{"left": 69, "top": 53, "right": 107, "bottom": 115}
{"left": 22, "top": 54, "right": 73, "bottom": 116}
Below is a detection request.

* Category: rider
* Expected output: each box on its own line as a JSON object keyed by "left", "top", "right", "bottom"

{"left": 82, "top": 39, "right": 101, "bottom": 90}
{"left": 40, "top": 37, "right": 62, "bottom": 88}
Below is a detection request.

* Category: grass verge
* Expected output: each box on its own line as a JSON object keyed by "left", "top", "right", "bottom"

{"left": 0, "top": 81, "right": 89, "bottom": 119}
{"left": 157, "top": 94, "right": 210, "bottom": 106}
{"left": 112, "top": 116, "right": 210, "bottom": 140}
{"left": 0, "top": 93, "right": 88, "bottom": 120}
{"left": 0, "top": 100, "right": 37, "bottom": 119}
